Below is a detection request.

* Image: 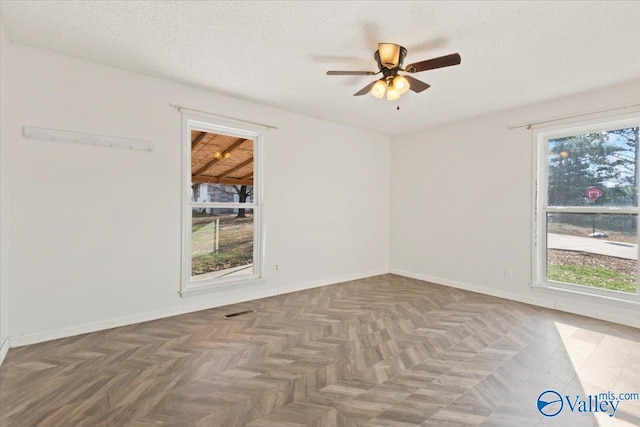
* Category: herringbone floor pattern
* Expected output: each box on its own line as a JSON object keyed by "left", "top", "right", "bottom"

{"left": 1, "top": 274, "right": 638, "bottom": 426}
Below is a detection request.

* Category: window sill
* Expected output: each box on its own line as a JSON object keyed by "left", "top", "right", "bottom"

{"left": 180, "top": 275, "right": 266, "bottom": 298}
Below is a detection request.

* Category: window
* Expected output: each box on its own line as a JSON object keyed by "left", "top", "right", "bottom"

{"left": 534, "top": 116, "right": 639, "bottom": 302}
{"left": 182, "top": 116, "right": 263, "bottom": 293}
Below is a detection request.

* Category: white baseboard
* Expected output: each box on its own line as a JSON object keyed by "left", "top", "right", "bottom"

{"left": 276, "top": 269, "right": 389, "bottom": 296}
{"left": 389, "top": 269, "right": 640, "bottom": 329}
{"left": 5, "top": 268, "right": 634, "bottom": 359}
{"left": 7, "top": 269, "right": 389, "bottom": 349}
{"left": 0, "top": 338, "right": 9, "bottom": 366}
{"left": 8, "top": 287, "right": 277, "bottom": 348}
{"left": 390, "top": 269, "right": 552, "bottom": 307}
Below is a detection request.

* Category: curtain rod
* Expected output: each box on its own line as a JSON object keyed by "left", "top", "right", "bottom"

{"left": 169, "top": 103, "right": 278, "bottom": 130}
{"left": 507, "top": 103, "right": 640, "bottom": 130}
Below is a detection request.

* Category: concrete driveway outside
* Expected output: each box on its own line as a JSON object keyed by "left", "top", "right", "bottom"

{"left": 547, "top": 233, "right": 638, "bottom": 260}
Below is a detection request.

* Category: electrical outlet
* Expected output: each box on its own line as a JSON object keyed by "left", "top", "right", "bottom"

{"left": 275, "top": 264, "right": 279, "bottom": 272}
{"left": 504, "top": 267, "right": 513, "bottom": 278}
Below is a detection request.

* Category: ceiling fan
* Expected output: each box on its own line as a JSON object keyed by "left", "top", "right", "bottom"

{"left": 327, "top": 43, "right": 461, "bottom": 103}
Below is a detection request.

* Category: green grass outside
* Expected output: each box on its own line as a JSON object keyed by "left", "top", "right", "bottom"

{"left": 191, "top": 214, "right": 253, "bottom": 276}
{"left": 192, "top": 250, "right": 252, "bottom": 275}
{"left": 191, "top": 222, "right": 207, "bottom": 233}
{"left": 548, "top": 264, "right": 637, "bottom": 294}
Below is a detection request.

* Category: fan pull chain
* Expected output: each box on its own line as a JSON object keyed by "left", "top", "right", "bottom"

{"left": 397, "top": 99, "right": 400, "bottom": 110}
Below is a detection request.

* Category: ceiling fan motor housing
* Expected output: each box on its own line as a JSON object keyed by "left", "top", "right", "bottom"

{"left": 375, "top": 43, "right": 407, "bottom": 70}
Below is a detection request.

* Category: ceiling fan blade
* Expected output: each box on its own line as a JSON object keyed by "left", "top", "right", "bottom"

{"left": 327, "top": 70, "right": 376, "bottom": 75}
{"left": 405, "top": 75, "right": 431, "bottom": 93}
{"left": 404, "top": 53, "right": 461, "bottom": 73}
{"left": 353, "top": 80, "right": 378, "bottom": 96}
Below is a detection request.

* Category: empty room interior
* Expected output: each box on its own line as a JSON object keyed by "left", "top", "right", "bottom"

{"left": 1, "top": 2, "right": 639, "bottom": 426}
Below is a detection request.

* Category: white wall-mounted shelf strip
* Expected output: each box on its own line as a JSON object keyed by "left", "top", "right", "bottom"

{"left": 23, "top": 126, "right": 154, "bottom": 152}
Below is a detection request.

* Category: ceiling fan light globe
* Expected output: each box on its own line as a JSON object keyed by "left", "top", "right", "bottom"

{"left": 387, "top": 86, "right": 400, "bottom": 101}
{"left": 370, "top": 80, "right": 387, "bottom": 99}
{"left": 393, "top": 75, "right": 410, "bottom": 95}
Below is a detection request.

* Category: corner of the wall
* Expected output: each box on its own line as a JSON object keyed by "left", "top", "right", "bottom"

{"left": 277, "top": 269, "right": 389, "bottom": 296}
{"left": 0, "top": 9, "right": 10, "bottom": 370}
{"left": 0, "top": 338, "right": 9, "bottom": 366}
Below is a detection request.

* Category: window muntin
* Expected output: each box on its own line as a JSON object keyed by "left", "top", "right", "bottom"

{"left": 536, "top": 118, "right": 639, "bottom": 301}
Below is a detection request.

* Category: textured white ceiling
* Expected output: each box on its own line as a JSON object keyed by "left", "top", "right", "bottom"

{"left": 2, "top": 1, "right": 639, "bottom": 136}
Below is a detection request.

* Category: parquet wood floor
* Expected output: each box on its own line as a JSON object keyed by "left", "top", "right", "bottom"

{"left": 1, "top": 274, "right": 638, "bottom": 426}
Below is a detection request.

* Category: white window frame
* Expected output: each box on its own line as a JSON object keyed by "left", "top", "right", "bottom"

{"left": 532, "top": 114, "right": 640, "bottom": 303}
{"left": 181, "top": 114, "right": 265, "bottom": 295}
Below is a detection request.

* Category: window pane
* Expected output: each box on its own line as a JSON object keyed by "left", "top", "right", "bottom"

{"left": 191, "top": 130, "right": 253, "bottom": 200}
{"left": 547, "top": 127, "right": 639, "bottom": 207}
{"left": 191, "top": 209, "right": 254, "bottom": 281}
{"left": 546, "top": 212, "right": 638, "bottom": 294}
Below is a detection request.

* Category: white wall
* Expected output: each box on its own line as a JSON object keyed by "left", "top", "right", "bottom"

{"left": 0, "top": 15, "right": 10, "bottom": 361}
{"left": 390, "top": 80, "right": 640, "bottom": 328}
{"left": 1, "top": 41, "right": 390, "bottom": 345}
{"left": 3, "top": 33, "right": 636, "bottom": 354}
